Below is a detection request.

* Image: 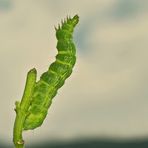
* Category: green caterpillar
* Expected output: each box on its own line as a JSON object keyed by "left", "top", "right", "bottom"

{"left": 23, "top": 15, "right": 79, "bottom": 130}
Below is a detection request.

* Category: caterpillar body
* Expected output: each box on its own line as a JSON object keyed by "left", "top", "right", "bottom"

{"left": 23, "top": 15, "right": 79, "bottom": 130}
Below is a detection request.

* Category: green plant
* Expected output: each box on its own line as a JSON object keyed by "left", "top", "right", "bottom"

{"left": 13, "top": 15, "right": 79, "bottom": 148}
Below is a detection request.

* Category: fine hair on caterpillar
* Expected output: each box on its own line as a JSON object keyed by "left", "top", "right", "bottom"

{"left": 23, "top": 15, "right": 79, "bottom": 130}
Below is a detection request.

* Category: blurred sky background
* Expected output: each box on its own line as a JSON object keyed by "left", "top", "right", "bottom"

{"left": 1, "top": 0, "right": 148, "bottom": 146}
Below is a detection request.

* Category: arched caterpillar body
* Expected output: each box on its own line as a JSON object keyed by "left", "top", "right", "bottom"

{"left": 23, "top": 15, "right": 79, "bottom": 130}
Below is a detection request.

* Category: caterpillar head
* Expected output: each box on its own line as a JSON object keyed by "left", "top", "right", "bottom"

{"left": 70, "top": 15, "right": 79, "bottom": 27}
{"left": 55, "top": 15, "right": 79, "bottom": 40}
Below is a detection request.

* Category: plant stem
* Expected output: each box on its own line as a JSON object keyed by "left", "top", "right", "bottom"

{"left": 13, "top": 68, "right": 37, "bottom": 148}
